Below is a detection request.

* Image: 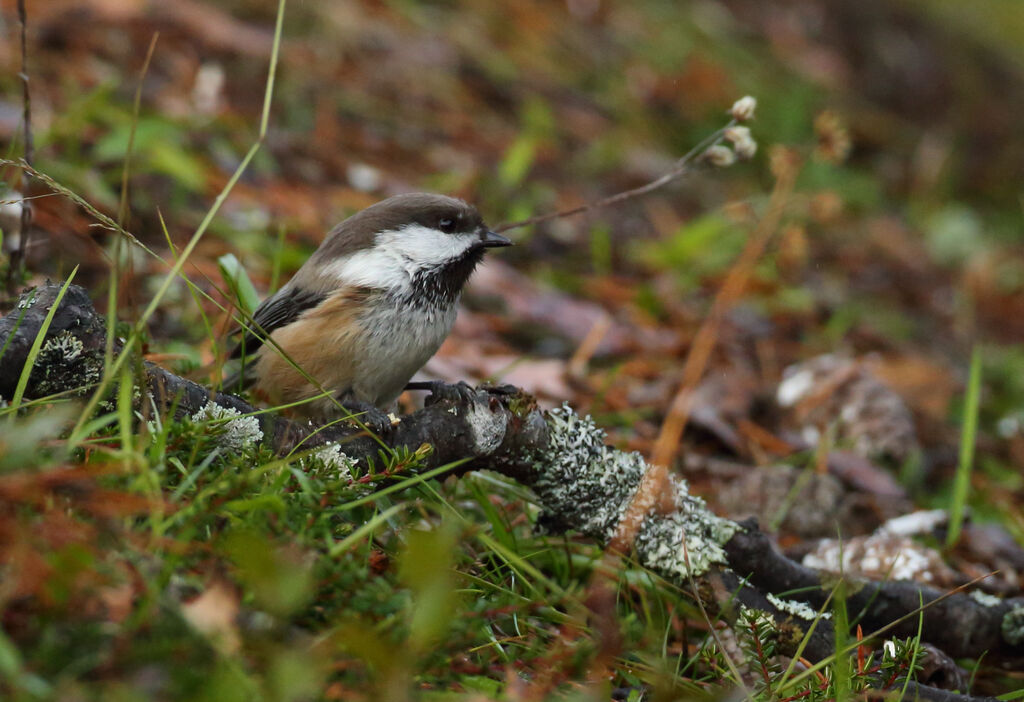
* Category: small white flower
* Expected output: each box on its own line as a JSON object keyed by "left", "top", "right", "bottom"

{"left": 308, "top": 442, "right": 355, "bottom": 481}
{"left": 729, "top": 95, "right": 757, "bottom": 122}
{"left": 723, "top": 126, "right": 750, "bottom": 143}
{"left": 883, "top": 640, "right": 897, "bottom": 659}
{"left": 192, "top": 402, "right": 264, "bottom": 450}
{"left": 734, "top": 139, "right": 757, "bottom": 160}
{"left": 703, "top": 145, "right": 736, "bottom": 168}
{"left": 724, "top": 126, "right": 758, "bottom": 160}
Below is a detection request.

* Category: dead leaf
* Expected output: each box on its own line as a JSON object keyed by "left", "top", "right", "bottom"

{"left": 181, "top": 580, "right": 241, "bottom": 655}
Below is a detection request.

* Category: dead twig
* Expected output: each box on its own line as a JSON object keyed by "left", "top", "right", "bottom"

{"left": 8, "top": 0, "right": 34, "bottom": 295}
{"left": 494, "top": 120, "right": 736, "bottom": 233}
{"left": 650, "top": 146, "right": 801, "bottom": 469}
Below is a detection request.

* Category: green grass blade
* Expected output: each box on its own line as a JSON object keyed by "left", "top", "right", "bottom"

{"left": 833, "top": 579, "right": 851, "bottom": 702}
{"left": 218, "top": 253, "right": 261, "bottom": 315}
{"left": 899, "top": 591, "right": 926, "bottom": 700}
{"left": 117, "top": 365, "right": 134, "bottom": 470}
{"left": 9, "top": 267, "right": 78, "bottom": 411}
{"left": 948, "top": 346, "right": 982, "bottom": 547}
{"left": 68, "top": 0, "right": 289, "bottom": 443}
{"left": 328, "top": 503, "right": 405, "bottom": 556}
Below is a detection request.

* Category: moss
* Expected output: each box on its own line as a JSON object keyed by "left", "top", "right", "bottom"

{"left": 776, "top": 619, "right": 807, "bottom": 655}
{"left": 507, "top": 391, "right": 539, "bottom": 418}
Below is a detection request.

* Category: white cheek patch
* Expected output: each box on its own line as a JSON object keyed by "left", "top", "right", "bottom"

{"left": 378, "top": 225, "right": 477, "bottom": 267}
{"left": 325, "top": 224, "right": 476, "bottom": 291}
{"left": 327, "top": 246, "right": 412, "bottom": 291}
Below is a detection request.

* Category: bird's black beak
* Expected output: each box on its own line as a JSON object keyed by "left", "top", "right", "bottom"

{"left": 479, "top": 229, "right": 513, "bottom": 248}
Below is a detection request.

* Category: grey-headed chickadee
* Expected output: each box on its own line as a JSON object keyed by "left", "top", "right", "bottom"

{"left": 227, "top": 193, "right": 511, "bottom": 424}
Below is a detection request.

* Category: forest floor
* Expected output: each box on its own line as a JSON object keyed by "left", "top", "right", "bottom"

{"left": 1, "top": 1, "right": 1023, "bottom": 700}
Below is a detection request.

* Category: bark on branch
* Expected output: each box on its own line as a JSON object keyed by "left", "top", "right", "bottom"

{"left": 2, "top": 283, "right": 1021, "bottom": 700}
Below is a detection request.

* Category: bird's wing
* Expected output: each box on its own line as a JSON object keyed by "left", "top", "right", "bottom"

{"left": 228, "top": 286, "right": 327, "bottom": 360}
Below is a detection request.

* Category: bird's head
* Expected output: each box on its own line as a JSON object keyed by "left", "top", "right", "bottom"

{"left": 304, "top": 193, "right": 511, "bottom": 303}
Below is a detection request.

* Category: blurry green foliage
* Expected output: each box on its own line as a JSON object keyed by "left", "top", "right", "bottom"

{"left": 218, "top": 253, "right": 261, "bottom": 316}
{"left": 631, "top": 212, "right": 745, "bottom": 289}
{"left": 93, "top": 118, "right": 207, "bottom": 193}
{"left": 398, "top": 520, "right": 460, "bottom": 652}
{"left": 924, "top": 204, "right": 985, "bottom": 266}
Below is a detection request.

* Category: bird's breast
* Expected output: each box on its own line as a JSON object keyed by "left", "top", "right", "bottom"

{"left": 352, "top": 296, "right": 457, "bottom": 404}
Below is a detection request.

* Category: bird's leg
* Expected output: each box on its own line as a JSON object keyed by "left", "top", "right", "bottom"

{"left": 336, "top": 399, "right": 393, "bottom": 435}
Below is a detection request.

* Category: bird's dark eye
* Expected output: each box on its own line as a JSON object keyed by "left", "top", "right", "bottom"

{"left": 438, "top": 218, "right": 456, "bottom": 233}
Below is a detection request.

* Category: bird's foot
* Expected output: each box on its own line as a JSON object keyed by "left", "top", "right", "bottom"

{"left": 337, "top": 400, "right": 393, "bottom": 435}
{"left": 406, "top": 380, "right": 477, "bottom": 406}
{"left": 478, "top": 383, "right": 518, "bottom": 396}
{"left": 406, "top": 380, "right": 519, "bottom": 406}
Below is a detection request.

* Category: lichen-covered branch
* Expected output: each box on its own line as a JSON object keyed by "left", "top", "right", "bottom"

{"left": 2, "top": 282, "right": 1023, "bottom": 697}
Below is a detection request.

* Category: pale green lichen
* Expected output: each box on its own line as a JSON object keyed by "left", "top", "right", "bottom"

{"left": 766, "top": 593, "right": 830, "bottom": 621}
{"left": 529, "top": 405, "right": 737, "bottom": 579}
{"left": 16, "top": 289, "right": 37, "bottom": 310}
{"left": 191, "top": 402, "right": 264, "bottom": 451}
{"left": 1001, "top": 604, "right": 1024, "bottom": 646}
{"left": 34, "top": 330, "right": 103, "bottom": 396}
{"left": 43, "top": 330, "right": 83, "bottom": 362}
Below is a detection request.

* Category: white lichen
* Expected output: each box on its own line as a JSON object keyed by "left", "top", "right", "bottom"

{"left": 15, "top": 289, "right": 36, "bottom": 310}
{"left": 802, "top": 532, "right": 945, "bottom": 583}
{"left": 191, "top": 402, "right": 264, "bottom": 451}
{"left": 969, "top": 590, "right": 1002, "bottom": 607}
{"left": 766, "top": 593, "right": 830, "bottom": 621}
{"left": 530, "top": 405, "right": 737, "bottom": 579}
{"left": 776, "top": 368, "right": 815, "bottom": 406}
{"left": 465, "top": 401, "right": 507, "bottom": 454}
{"left": 880, "top": 509, "right": 948, "bottom": 537}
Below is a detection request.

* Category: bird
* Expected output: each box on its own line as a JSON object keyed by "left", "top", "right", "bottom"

{"left": 226, "top": 192, "right": 512, "bottom": 429}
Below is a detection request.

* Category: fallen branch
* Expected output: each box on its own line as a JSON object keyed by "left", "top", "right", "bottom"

{"left": 2, "top": 282, "right": 1022, "bottom": 698}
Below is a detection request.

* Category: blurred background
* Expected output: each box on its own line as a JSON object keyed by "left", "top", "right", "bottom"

{"left": 1, "top": 0, "right": 1023, "bottom": 517}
